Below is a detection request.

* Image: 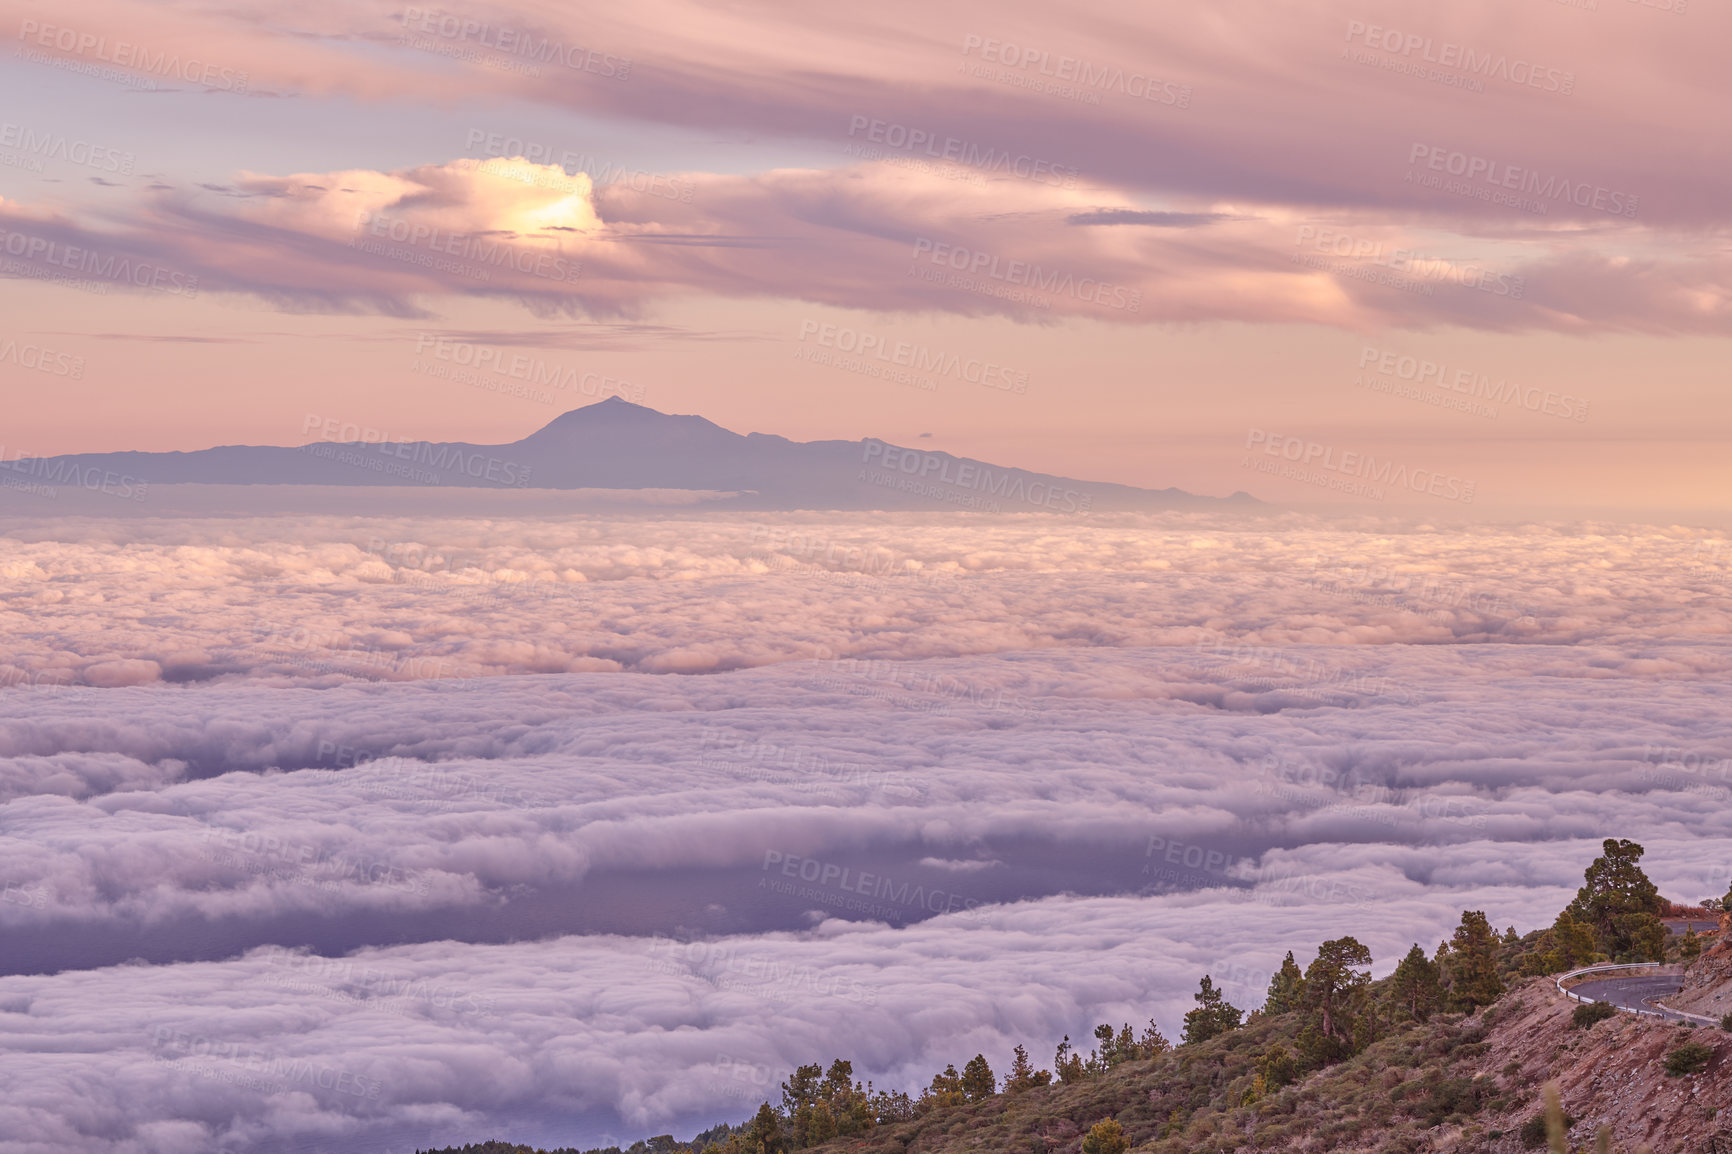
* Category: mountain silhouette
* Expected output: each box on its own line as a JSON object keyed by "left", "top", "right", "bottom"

{"left": 3, "top": 398, "right": 1254, "bottom": 511}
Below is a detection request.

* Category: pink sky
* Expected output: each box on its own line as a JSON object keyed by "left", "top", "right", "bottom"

{"left": 0, "top": 0, "right": 1727, "bottom": 511}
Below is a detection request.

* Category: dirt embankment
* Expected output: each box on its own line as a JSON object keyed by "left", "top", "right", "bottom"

{"left": 1463, "top": 977, "right": 1729, "bottom": 1153}
{"left": 1665, "top": 938, "right": 1732, "bottom": 1019}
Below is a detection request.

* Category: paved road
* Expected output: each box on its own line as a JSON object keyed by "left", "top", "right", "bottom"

{"left": 1570, "top": 972, "right": 1694, "bottom": 1021}
{"left": 1665, "top": 919, "right": 1720, "bottom": 935}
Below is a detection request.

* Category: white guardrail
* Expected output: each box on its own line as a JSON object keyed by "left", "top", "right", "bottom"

{"left": 1556, "top": 962, "right": 1718, "bottom": 1025}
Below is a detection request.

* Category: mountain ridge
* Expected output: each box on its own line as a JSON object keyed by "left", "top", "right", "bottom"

{"left": 3, "top": 398, "right": 1255, "bottom": 512}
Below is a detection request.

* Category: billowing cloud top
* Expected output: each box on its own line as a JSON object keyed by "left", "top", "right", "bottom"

{"left": 3, "top": 0, "right": 1729, "bottom": 330}
{"left": 2, "top": 509, "right": 1729, "bottom": 1151}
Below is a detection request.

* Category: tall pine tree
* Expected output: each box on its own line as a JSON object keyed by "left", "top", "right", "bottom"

{"left": 1445, "top": 910, "right": 1504, "bottom": 1012}
{"left": 1566, "top": 838, "right": 1664, "bottom": 961}
{"left": 1297, "top": 937, "right": 1372, "bottom": 1066}
{"left": 1181, "top": 975, "right": 1244, "bottom": 1045}
{"left": 1262, "top": 950, "right": 1307, "bottom": 1016}
{"left": 1388, "top": 943, "right": 1442, "bottom": 1022}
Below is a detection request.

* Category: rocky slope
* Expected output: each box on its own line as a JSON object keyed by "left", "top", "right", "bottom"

{"left": 1667, "top": 937, "right": 1732, "bottom": 1020}
{"left": 802, "top": 978, "right": 1729, "bottom": 1154}
{"left": 1463, "top": 979, "right": 1727, "bottom": 1153}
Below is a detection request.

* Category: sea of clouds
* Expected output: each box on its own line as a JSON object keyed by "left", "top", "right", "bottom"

{"left": 2, "top": 510, "right": 1729, "bottom": 1153}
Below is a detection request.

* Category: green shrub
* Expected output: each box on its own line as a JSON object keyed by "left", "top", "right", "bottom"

{"left": 1518, "top": 1114, "right": 1549, "bottom": 1148}
{"left": 1721, "top": 1011, "right": 1732, "bottom": 1032}
{"left": 1571, "top": 1001, "right": 1616, "bottom": 1029}
{"left": 1081, "top": 1118, "right": 1128, "bottom": 1154}
{"left": 1664, "top": 1041, "right": 1712, "bottom": 1076}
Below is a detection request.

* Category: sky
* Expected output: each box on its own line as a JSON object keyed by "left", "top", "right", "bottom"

{"left": 0, "top": 0, "right": 1728, "bottom": 513}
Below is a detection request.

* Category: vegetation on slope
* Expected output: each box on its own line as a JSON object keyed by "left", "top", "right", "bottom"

{"left": 419, "top": 839, "right": 1728, "bottom": 1154}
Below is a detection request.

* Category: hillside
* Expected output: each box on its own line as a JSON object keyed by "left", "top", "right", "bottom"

{"left": 798, "top": 976, "right": 1724, "bottom": 1154}
{"left": 1668, "top": 933, "right": 1732, "bottom": 1021}
{"left": 418, "top": 842, "right": 1731, "bottom": 1154}
{"left": 419, "top": 968, "right": 1730, "bottom": 1154}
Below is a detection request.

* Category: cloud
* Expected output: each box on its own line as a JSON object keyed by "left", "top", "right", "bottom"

{"left": 0, "top": 510, "right": 1727, "bottom": 687}
{"left": 6, "top": 155, "right": 1730, "bottom": 331}
{"left": 1, "top": 510, "right": 1729, "bottom": 1149}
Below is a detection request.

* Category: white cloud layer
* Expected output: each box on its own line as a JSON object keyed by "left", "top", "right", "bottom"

{"left": 1, "top": 510, "right": 1728, "bottom": 1152}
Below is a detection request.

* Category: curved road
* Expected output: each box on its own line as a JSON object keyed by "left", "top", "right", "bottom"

{"left": 1570, "top": 972, "right": 1693, "bottom": 1021}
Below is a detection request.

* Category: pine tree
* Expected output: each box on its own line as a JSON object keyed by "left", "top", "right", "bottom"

{"left": 1053, "top": 1036, "right": 1085, "bottom": 1084}
{"left": 1138, "top": 1019, "right": 1171, "bottom": 1058}
{"left": 1349, "top": 984, "right": 1383, "bottom": 1053}
{"left": 1567, "top": 838, "right": 1664, "bottom": 961}
{"left": 1087, "top": 1023, "right": 1116, "bottom": 1072}
{"left": 1298, "top": 937, "right": 1372, "bottom": 1066}
{"left": 1446, "top": 910, "right": 1504, "bottom": 1012}
{"left": 819, "top": 1059, "right": 872, "bottom": 1137}
{"left": 1304, "top": 937, "right": 1372, "bottom": 1043}
{"left": 1256, "top": 1043, "right": 1298, "bottom": 1088}
{"left": 869, "top": 1088, "right": 914, "bottom": 1123}
{"left": 959, "top": 1054, "right": 995, "bottom": 1101}
{"left": 1001, "top": 1044, "right": 1051, "bottom": 1093}
{"left": 922, "top": 1063, "right": 964, "bottom": 1110}
{"left": 1553, "top": 909, "right": 1598, "bottom": 969}
{"left": 1181, "top": 975, "right": 1243, "bottom": 1045}
{"left": 1081, "top": 1118, "right": 1129, "bottom": 1154}
{"left": 1262, "top": 951, "right": 1306, "bottom": 1016}
{"left": 1389, "top": 943, "right": 1442, "bottom": 1022}
{"left": 739, "top": 1103, "right": 786, "bottom": 1154}
{"left": 1682, "top": 927, "right": 1703, "bottom": 962}
{"left": 779, "top": 1063, "right": 823, "bottom": 1147}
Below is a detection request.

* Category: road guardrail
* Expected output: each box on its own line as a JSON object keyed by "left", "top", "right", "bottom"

{"left": 1557, "top": 962, "right": 1717, "bottom": 1025}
